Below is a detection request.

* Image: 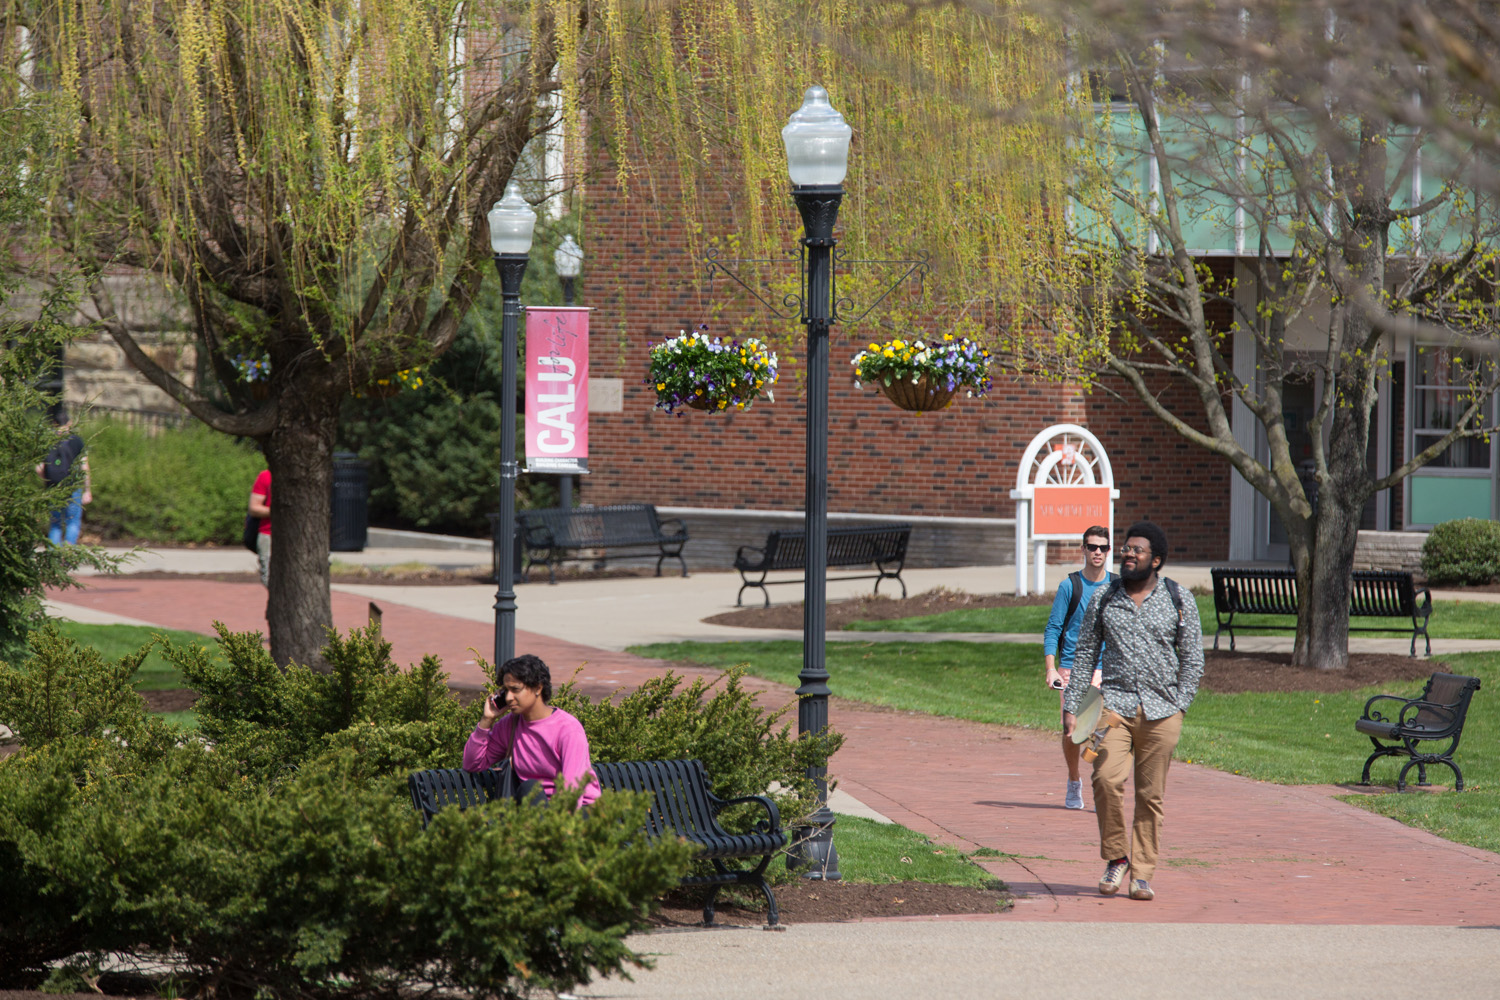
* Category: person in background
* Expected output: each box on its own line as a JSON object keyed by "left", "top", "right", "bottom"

{"left": 463, "top": 654, "right": 600, "bottom": 809}
{"left": 1042, "top": 525, "right": 1115, "bottom": 809}
{"left": 36, "top": 406, "right": 91, "bottom": 546}
{"left": 249, "top": 469, "right": 272, "bottom": 588}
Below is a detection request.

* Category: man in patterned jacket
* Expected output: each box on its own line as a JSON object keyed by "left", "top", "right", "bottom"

{"left": 1062, "top": 520, "right": 1203, "bottom": 902}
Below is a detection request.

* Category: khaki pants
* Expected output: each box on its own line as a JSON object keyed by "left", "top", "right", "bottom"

{"left": 1090, "top": 708, "right": 1183, "bottom": 883}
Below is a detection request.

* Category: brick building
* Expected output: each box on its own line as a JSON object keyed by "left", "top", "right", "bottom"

{"left": 572, "top": 173, "right": 1236, "bottom": 570}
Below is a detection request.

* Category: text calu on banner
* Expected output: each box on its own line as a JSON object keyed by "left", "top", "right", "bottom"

{"left": 524, "top": 307, "right": 589, "bottom": 474}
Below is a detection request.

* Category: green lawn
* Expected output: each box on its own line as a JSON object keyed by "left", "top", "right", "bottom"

{"left": 847, "top": 593, "right": 1500, "bottom": 640}
{"left": 50, "top": 621, "right": 222, "bottom": 730}
{"left": 629, "top": 638, "right": 1500, "bottom": 853}
{"left": 829, "top": 814, "right": 1002, "bottom": 890}
{"left": 52, "top": 621, "right": 221, "bottom": 690}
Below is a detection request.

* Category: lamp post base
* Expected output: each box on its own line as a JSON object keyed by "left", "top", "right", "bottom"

{"left": 787, "top": 805, "right": 841, "bottom": 880}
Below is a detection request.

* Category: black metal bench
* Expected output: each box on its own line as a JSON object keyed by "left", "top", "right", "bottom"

{"left": 510, "top": 503, "right": 688, "bottom": 584}
{"left": 1210, "top": 567, "right": 1433, "bottom": 655}
{"left": 407, "top": 758, "right": 787, "bottom": 927}
{"left": 733, "top": 523, "right": 911, "bottom": 607}
{"left": 1356, "top": 672, "right": 1481, "bottom": 791}
{"left": 592, "top": 759, "right": 787, "bottom": 927}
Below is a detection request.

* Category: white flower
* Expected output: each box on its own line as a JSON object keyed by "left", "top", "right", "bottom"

{"left": 854, "top": 381, "right": 862, "bottom": 389}
{"left": 767, "top": 390, "right": 775, "bottom": 402}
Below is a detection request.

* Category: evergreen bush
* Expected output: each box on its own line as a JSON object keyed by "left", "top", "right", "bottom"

{"left": 1420, "top": 517, "right": 1500, "bottom": 585}
{"left": 0, "top": 626, "right": 693, "bottom": 995}
{"left": 82, "top": 418, "right": 265, "bottom": 544}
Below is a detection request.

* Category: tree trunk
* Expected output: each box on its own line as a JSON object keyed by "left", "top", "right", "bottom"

{"left": 264, "top": 376, "right": 340, "bottom": 670}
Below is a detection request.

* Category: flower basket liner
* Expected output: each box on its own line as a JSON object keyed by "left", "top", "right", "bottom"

{"left": 686, "top": 395, "right": 714, "bottom": 410}
{"left": 366, "top": 381, "right": 401, "bottom": 399}
{"left": 249, "top": 382, "right": 270, "bottom": 400}
{"left": 880, "top": 376, "right": 956, "bottom": 412}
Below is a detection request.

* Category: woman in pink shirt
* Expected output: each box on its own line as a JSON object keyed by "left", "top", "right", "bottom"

{"left": 462, "top": 654, "right": 600, "bottom": 808}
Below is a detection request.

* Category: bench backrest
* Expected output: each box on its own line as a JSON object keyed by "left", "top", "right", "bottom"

{"left": 1349, "top": 570, "right": 1419, "bottom": 617}
{"left": 408, "top": 767, "right": 504, "bottom": 827}
{"left": 1212, "top": 567, "right": 1299, "bottom": 614}
{"left": 592, "top": 758, "right": 725, "bottom": 839}
{"left": 763, "top": 524, "right": 911, "bottom": 571}
{"left": 1412, "top": 673, "right": 1482, "bottom": 735}
{"left": 1212, "top": 567, "right": 1421, "bottom": 615}
{"left": 518, "top": 504, "right": 663, "bottom": 547}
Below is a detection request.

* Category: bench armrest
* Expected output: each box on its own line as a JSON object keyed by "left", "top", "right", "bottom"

{"left": 708, "top": 791, "right": 782, "bottom": 835}
{"left": 657, "top": 516, "right": 688, "bottom": 539}
{"left": 1398, "top": 699, "right": 1456, "bottom": 730}
{"left": 1360, "top": 692, "right": 1409, "bottom": 724}
{"left": 1414, "top": 586, "right": 1433, "bottom": 616}
{"left": 520, "top": 523, "right": 556, "bottom": 548}
{"left": 734, "top": 544, "right": 767, "bottom": 568}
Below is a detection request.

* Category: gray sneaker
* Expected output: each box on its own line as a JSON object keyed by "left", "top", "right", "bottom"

{"left": 1098, "top": 859, "right": 1129, "bottom": 895}
{"left": 1065, "top": 780, "right": 1084, "bottom": 809}
{"left": 1129, "top": 879, "right": 1154, "bottom": 901}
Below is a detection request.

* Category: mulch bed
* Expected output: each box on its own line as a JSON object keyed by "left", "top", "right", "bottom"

{"left": 704, "top": 588, "right": 1053, "bottom": 631}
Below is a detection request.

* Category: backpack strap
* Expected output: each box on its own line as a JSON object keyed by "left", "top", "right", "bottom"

{"left": 1162, "top": 577, "right": 1187, "bottom": 648}
{"left": 1057, "top": 571, "right": 1085, "bottom": 636}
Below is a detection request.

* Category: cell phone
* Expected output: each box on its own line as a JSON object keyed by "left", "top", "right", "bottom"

{"left": 491, "top": 691, "right": 509, "bottom": 711}
{"left": 1050, "top": 678, "right": 1065, "bottom": 690}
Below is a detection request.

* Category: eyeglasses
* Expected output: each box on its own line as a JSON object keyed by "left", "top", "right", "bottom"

{"left": 1119, "top": 544, "right": 1151, "bottom": 556}
{"left": 1083, "top": 543, "right": 1111, "bottom": 553}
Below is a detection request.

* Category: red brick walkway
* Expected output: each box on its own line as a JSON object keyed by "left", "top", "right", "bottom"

{"left": 49, "top": 577, "right": 1500, "bottom": 926}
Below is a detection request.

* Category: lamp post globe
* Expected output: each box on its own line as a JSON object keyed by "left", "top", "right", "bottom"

{"left": 554, "top": 234, "right": 584, "bottom": 300}
{"left": 487, "top": 180, "right": 535, "bottom": 670}
{"left": 784, "top": 85, "right": 850, "bottom": 881}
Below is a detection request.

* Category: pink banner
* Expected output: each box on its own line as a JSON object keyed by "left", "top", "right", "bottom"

{"left": 524, "top": 307, "right": 589, "bottom": 474}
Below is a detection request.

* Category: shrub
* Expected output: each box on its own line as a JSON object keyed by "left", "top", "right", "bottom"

{"left": 1420, "top": 517, "right": 1500, "bottom": 585}
{"left": 83, "top": 418, "right": 265, "bottom": 544}
{"left": 0, "top": 626, "right": 694, "bottom": 995}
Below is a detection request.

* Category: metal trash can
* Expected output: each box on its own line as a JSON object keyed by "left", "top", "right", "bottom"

{"left": 330, "top": 451, "right": 369, "bottom": 552}
{"left": 488, "top": 512, "right": 524, "bottom": 581}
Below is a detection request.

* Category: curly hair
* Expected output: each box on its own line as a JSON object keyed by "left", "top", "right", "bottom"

{"left": 1124, "top": 521, "right": 1169, "bottom": 568}
{"left": 498, "top": 654, "right": 552, "bottom": 703}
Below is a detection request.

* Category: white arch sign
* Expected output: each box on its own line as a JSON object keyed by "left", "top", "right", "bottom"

{"left": 1007, "top": 423, "right": 1119, "bottom": 595}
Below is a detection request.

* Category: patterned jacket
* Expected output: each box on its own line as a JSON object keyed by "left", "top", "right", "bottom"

{"left": 1062, "top": 577, "right": 1204, "bottom": 722}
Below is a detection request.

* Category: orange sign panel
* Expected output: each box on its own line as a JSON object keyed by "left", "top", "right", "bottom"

{"left": 1032, "top": 486, "right": 1112, "bottom": 538}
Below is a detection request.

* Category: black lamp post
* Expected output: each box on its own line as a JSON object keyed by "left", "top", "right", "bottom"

{"left": 487, "top": 181, "right": 537, "bottom": 669}
{"left": 553, "top": 234, "right": 584, "bottom": 511}
{"left": 782, "top": 84, "right": 852, "bottom": 880}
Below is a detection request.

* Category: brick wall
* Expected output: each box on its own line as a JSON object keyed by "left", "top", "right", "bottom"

{"left": 578, "top": 162, "right": 1235, "bottom": 562}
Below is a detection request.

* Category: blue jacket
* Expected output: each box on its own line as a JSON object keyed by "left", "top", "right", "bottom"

{"left": 1043, "top": 571, "right": 1115, "bottom": 671}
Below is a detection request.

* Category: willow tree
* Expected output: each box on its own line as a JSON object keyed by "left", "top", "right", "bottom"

{"left": 1011, "top": 13, "right": 1500, "bottom": 669}
{"left": 12, "top": 0, "right": 1073, "bottom": 666}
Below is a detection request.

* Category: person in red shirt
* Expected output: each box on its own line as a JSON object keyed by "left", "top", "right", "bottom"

{"left": 248, "top": 469, "right": 271, "bottom": 588}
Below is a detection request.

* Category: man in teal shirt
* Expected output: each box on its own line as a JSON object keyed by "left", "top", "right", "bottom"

{"left": 1042, "top": 525, "right": 1114, "bottom": 809}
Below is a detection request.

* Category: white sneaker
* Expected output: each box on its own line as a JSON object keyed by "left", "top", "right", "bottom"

{"left": 1065, "top": 779, "right": 1084, "bottom": 809}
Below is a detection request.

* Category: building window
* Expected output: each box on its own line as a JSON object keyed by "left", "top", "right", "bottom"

{"left": 1412, "top": 344, "right": 1493, "bottom": 469}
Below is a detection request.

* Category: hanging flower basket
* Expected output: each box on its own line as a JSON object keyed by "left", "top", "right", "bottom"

{"left": 880, "top": 375, "right": 957, "bottom": 412}
{"left": 250, "top": 381, "right": 270, "bottom": 401}
{"left": 646, "top": 325, "right": 778, "bottom": 415}
{"left": 852, "top": 335, "right": 992, "bottom": 413}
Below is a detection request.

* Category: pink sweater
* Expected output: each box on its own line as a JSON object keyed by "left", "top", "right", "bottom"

{"left": 461, "top": 708, "right": 600, "bottom": 807}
